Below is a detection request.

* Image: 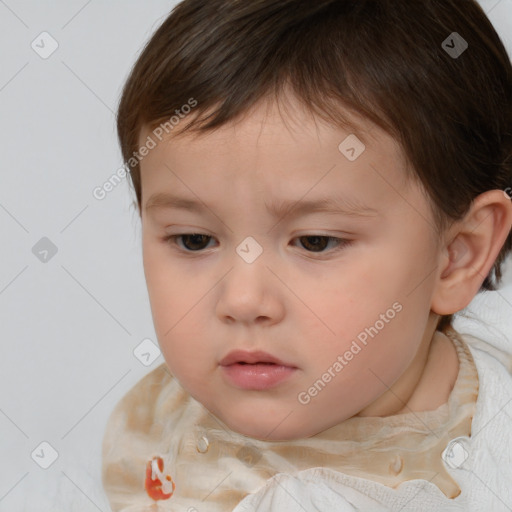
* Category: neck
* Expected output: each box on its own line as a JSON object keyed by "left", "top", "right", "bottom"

{"left": 356, "top": 314, "right": 459, "bottom": 417}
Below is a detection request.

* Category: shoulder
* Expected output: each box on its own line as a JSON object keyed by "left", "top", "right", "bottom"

{"left": 101, "top": 363, "right": 182, "bottom": 508}
{"left": 233, "top": 467, "right": 465, "bottom": 512}
{"left": 461, "top": 330, "right": 512, "bottom": 409}
{"left": 103, "top": 363, "right": 174, "bottom": 439}
{"left": 449, "top": 331, "right": 512, "bottom": 508}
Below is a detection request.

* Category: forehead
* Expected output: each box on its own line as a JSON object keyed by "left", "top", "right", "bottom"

{"left": 141, "top": 93, "right": 404, "bottom": 158}
{"left": 137, "top": 96, "right": 413, "bottom": 215}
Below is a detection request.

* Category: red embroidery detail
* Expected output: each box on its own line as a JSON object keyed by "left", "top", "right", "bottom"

{"left": 145, "top": 456, "right": 175, "bottom": 501}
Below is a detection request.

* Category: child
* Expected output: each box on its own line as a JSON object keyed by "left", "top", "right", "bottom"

{"left": 102, "top": 0, "right": 512, "bottom": 510}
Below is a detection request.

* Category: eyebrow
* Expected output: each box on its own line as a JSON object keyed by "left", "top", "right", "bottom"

{"left": 145, "top": 192, "right": 379, "bottom": 219}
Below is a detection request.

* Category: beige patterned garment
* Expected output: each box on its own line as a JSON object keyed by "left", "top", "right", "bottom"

{"left": 102, "top": 328, "right": 479, "bottom": 512}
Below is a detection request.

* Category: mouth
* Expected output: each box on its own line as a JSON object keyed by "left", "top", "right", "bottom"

{"left": 237, "top": 362, "right": 277, "bottom": 365}
{"left": 219, "top": 350, "right": 294, "bottom": 367}
{"left": 219, "top": 350, "right": 297, "bottom": 390}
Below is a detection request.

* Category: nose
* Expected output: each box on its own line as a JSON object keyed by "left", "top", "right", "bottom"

{"left": 215, "top": 257, "right": 285, "bottom": 326}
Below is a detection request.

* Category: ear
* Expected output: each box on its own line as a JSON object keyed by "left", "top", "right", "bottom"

{"left": 431, "top": 189, "right": 512, "bottom": 315}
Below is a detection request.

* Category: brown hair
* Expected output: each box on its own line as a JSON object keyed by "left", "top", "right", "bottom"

{"left": 116, "top": 0, "right": 512, "bottom": 330}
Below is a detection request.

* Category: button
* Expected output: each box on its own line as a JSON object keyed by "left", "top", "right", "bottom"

{"left": 442, "top": 437, "right": 470, "bottom": 469}
{"left": 389, "top": 454, "right": 404, "bottom": 475}
{"left": 197, "top": 434, "right": 209, "bottom": 453}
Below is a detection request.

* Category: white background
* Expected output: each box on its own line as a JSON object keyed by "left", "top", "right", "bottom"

{"left": 0, "top": 1, "right": 511, "bottom": 510}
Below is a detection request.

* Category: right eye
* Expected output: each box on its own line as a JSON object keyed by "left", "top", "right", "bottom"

{"left": 162, "top": 234, "right": 215, "bottom": 252}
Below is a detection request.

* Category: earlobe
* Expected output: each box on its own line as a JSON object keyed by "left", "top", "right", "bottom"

{"left": 431, "top": 190, "right": 512, "bottom": 316}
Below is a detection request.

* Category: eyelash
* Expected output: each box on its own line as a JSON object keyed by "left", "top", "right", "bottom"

{"left": 161, "top": 233, "right": 353, "bottom": 257}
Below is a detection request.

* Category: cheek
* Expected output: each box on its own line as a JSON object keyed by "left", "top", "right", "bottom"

{"left": 143, "top": 241, "right": 205, "bottom": 320}
{"left": 153, "top": 306, "right": 212, "bottom": 395}
{"left": 142, "top": 244, "right": 213, "bottom": 372}
{"left": 296, "top": 253, "right": 426, "bottom": 384}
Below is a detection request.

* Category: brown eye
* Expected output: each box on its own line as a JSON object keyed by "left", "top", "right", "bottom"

{"left": 164, "top": 234, "right": 214, "bottom": 251}
{"left": 297, "top": 236, "right": 331, "bottom": 252}
{"left": 295, "top": 235, "right": 349, "bottom": 254}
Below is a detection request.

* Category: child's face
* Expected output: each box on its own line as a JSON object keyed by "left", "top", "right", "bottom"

{"left": 139, "top": 97, "right": 445, "bottom": 440}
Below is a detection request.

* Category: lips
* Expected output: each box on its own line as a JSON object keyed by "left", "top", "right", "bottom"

{"left": 219, "top": 350, "right": 297, "bottom": 390}
{"left": 219, "top": 350, "right": 294, "bottom": 367}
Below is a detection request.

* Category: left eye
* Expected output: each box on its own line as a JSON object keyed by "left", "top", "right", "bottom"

{"left": 294, "top": 235, "right": 346, "bottom": 253}
{"left": 162, "top": 234, "right": 351, "bottom": 255}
